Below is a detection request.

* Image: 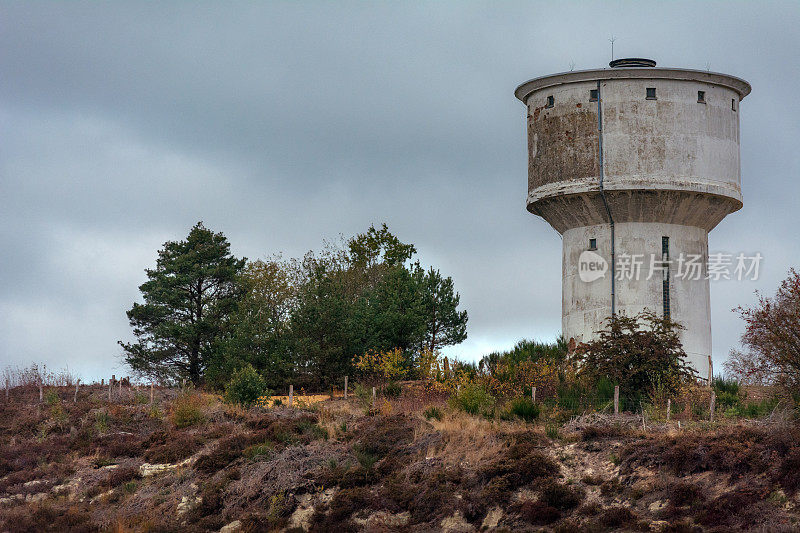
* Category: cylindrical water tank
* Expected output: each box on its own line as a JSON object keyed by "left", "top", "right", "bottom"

{"left": 515, "top": 61, "right": 751, "bottom": 377}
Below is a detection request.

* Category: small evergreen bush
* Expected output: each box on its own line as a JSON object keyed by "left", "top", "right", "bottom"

{"left": 450, "top": 383, "right": 495, "bottom": 417}
{"left": 224, "top": 364, "right": 271, "bottom": 407}
{"left": 509, "top": 397, "right": 540, "bottom": 422}
{"left": 383, "top": 381, "right": 402, "bottom": 398}
{"left": 423, "top": 406, "right": 443, "bottom": 421}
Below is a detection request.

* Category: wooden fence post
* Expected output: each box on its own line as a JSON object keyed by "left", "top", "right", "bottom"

{"left": 344, "top": 376, "right": 348, "bottom": 400}
{"left": 39, "top": 381, "right": 43, "bottom": 403}
{"left": 372, "top": 387, "right": 376, "bottom": 404}
{"left": 532, "top": 386, "right": 536, "bottom": 403}
{"left": 119, "top": 379, "right": 123, "bottom": 398}
{"left": 150, "top": 382, "right": 154, "bottom": 404}
{"left": 614, "top": 385, "right": 619, "bottom": 415}
{"left": 708, "top": 355, "right": 713, "bottom": 385}
{"left": 710, "top": 391, "right": 716, "bottom": 422}
{"left": 74, "top": 380, "right": 79, "bottom": 403}
{"left": 288, "top": 385, "right": 293, "bottom": 407}
{"left": 666, "top": 398, "right": 671, "bottom": 421}
{"left": 108, "top": 380, "right": 112, "bottom": 402}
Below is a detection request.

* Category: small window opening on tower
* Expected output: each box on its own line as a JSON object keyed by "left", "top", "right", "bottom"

{"left": 589, "top": 238, "right": 597, "bottom": 250}
{"left": 646, "top": 87, "right": 657, "bottom": 100}
{"left": 731, "top": 98, "right": 737, "bottom": 111}
{"left": 589, "top": 89, "right": 598, "bottom": 102}
{"left": 662, "top": 236, "right": 671, "bottom": 319}
{"left": 697, "top": 90, "right": 706, "bottom": 103}
{"left": 546, "top": 95, "right": 554, "bottom": 108}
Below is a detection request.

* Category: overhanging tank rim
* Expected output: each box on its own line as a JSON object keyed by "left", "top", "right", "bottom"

{"left": 514, "top": 67, "right": 751, "bottom": 103}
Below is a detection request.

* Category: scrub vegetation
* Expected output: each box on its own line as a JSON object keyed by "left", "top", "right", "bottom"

{"left": 1, "top": 380, "right": 798, "bottom": 532}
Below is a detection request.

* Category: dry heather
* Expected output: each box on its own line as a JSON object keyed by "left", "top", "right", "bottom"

{"left": 1, "top": 383, "right": 799, "bottom": 532}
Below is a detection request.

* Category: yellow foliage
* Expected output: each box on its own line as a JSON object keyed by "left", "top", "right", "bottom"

{"left": 352, "top": 348, "right": 405, "bottom": 382}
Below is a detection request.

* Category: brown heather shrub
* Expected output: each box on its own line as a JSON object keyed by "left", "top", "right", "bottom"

{"left": 478, "top": 439, "right": 559, "bottom": 488}
{"left": 352, "top": 414, "right": 415, "bottom": 459}
{"left": 195, "top": 433, "right": 253, "bottom": 473}
{"left": 661, "top": 521, "right": 702, "bottom": 533}
{"left": 695, "top": 486, "right": 769, "bottom": 528}
{"left": 538, "top": 480, "right": 585, "bottom": 510}
{"left": 667, "top": 481, "right": 706, "bottom": 507}
{"left": 599, "top": 506, "right": 636, "bottom": 528}
{"left": 142, "top": 430, "right": 204, "bottom": 463}
{"left": 513, "top": 499, "right": 561, "bottom": 525}
{"left": 311, "top": 486, "right": 371, "bottom": 530}
{"left": 102, "top": 465, "right": 141, "bottom": 490}
{"left": 94, "top": 432, "right": 143, "bottom": 458}
{"left": 191, "top": 468, "right": 241, "bottom": 520}
{"left": 0, "top": 503, "right": 97, "bottom": 533}
{"left": 622, "top": 425, "right": 800, "bottom": 497}
{"left": 773, "top": 446, "right": 800, "bottom": 493}
{"left": 581, "top": 424, "right": 630, "bottom": 441}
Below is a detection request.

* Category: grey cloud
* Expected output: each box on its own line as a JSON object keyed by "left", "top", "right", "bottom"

{"left": 1, "top": 1, "right": 799, "bottom": 380}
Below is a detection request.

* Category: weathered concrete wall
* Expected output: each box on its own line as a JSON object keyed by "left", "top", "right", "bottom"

{"left": 524, "top": 73, "right": 744, "bottom": 233}
{"left": 527, "top": 80, "right": 599, "bottom": 192}
{"left": 602, "top": 78, "right": 741, "bottom": 201}
{"left": 563, "top": 222, "right": 711, "bottom": 378}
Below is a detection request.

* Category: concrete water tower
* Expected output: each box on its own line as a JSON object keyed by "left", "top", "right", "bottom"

{"left": 514, "top": 58, "right": 751, "bottom": 378}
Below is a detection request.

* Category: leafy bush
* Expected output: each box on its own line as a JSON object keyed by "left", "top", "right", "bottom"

{"left": 224, "top": 364, "right": 271, "bottom": 407}
{"left": 729, "top": 268, "right": 800, "bottom": 389}
{"left": 575, "top": 312, "right": 697, "bottom": 400}
{"left": 170, "top": 392, "right": 206, "bottom": 428}
{"left": 423, "top": 406, "right": 442, "bottom": 421}
{"left": 450, "top": 383, "right": 495, "bottom": 417}
{"left": 713, "top": 377, "right": 740, "bottom": 396}
{"left": 713, "top": 377, "right": 741, "bottom": 409}
{"left": 383, "top": 381, "right": 402, "bottom": 398}
{"left": 508, "top": 397, "right": 540, "bottom": 422}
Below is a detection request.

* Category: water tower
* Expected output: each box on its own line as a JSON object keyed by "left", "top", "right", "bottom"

{"left": 515, "top": 58, "right": 751, "bottom": 378}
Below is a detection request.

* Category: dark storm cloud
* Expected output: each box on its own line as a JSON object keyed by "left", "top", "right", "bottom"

{"left": 1, "top": 1, "right": 799, "bottom": 379}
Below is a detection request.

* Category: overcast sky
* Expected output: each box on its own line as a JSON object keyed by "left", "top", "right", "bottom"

{"left": 2, "top": 1, "right": 799, "bottom": 381}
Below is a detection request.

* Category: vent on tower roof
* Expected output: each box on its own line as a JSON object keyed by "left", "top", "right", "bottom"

{"left": 609, "top": 58, "right": 657, "bottom": 68}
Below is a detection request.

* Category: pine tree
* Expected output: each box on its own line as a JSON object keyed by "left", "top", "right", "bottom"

{"left": 418, "top": 267, "right": 468, "bottom": 352}
{"left": 119, "top": 222, "right": 245, "bottom": 385}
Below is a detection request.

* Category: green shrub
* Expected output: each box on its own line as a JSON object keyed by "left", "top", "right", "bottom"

{"left": 712, "top": 377, "right": 740, "bottom": 396}
{"left": 450, "top": 383, "right": 495, "bottom": 417}
{"left": 297, "top": 419, "right": 329, "bottom": 441}
{"left": 170, "top": 393, "right": 206, "bottom": 428}
{"left": 353, "top": 383, "right": 372, "bottom": 404}
{"left": 243, "top": 441, "right": 274, "bottom": 459}
{"left": 44, "top": 390, "right": 59, "bottom": 405}
{"left": 716, "top": 391, "right": 740, "bottom": 410}
{"left": 383, "top": 381, "right": 402, "bottom": 398}
{"left": 95, "top": 410, "right": 110, "bottom": 432}
{"left": 508, "top": 397, "right": 540, "bottom": 422}
{"left": 713, "top": 377, "right": 741, "bottom": 409}
{"left": 741, "top": 397, "right": 779, "bottom": 418}
{"left": 545, "top": 423, "right": 560, "bottom": 440}
{"left": 423, "top": 406, "right": 443, "bottom": 421}
{"left": 224, "top": 364, "right": 271, "bottom": 407}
